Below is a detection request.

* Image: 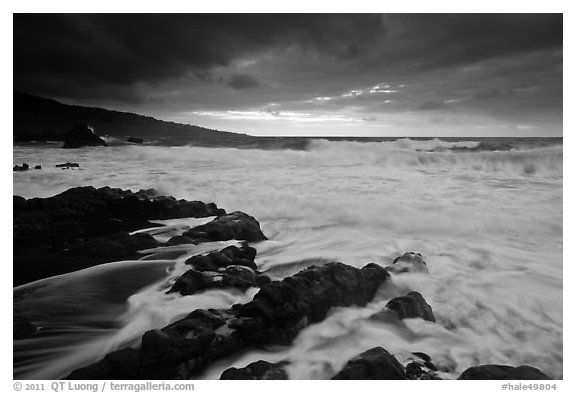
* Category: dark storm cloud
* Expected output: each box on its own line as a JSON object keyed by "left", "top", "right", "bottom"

{"left": 14, "top": 14, "right": 562, "bottom": 101}
{"left": 13, "top": 13, "right": 563, "bottom": 136}
{"left": 227, "top": 74, "right": 260, "bottom": 89}
{"left": 377, "top": 14, "right": 562, "bottom": 70}
{"left": 13, "top": 14, "right": 384, "bottom": 99}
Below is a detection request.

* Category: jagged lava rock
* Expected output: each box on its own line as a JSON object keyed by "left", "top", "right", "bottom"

{"left": 62, "top": 124, "right": 107, "bottom": 148}
{"left": 458, "top": 365, "right": 551, "bottom": 380}
{"left": 220, "top": 360, "right": 289, "bottom": 380}
{"left": 331, "top": 347, "right": 406, "bottom": 380}
{"left": 169, "top": 241, "right": 272, "bottom": 295}
{"left": 385, "top": 291, "right": 436, "bottom": 322}
{"left": 14, "top": 186, "right": 226, "bottom": 242}
{"left": 66, "top": 262, "right": 390, "bottom": 379}
{"left": 404, "top": 352, "right": 440, "bottom": 380}
{"left": 13, "top": 163, "right": 29, "bottom": 171}
{"left": 182, "top": 211, "right": 267, "bottom": 242}
{"left": 56, "top": 162, "right": 80, "bottom": 168}
{"left": 14, "top": 186, "right": 227, "bottom": 285}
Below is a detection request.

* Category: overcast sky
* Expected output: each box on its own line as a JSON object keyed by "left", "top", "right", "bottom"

{"left": 14, "top": 14, "right": 562, "bottom": 136}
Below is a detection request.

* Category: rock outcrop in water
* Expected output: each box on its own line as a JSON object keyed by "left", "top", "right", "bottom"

{"left": 332, "top": 347, "right": 406, "bottom": 380}
{"left": 458, "top": 364, "right": 551, "bottom": 380}
{"left": 182, "top": 211, "right": 268, "bottom": 242}
{"left": 168, "top": 243, "right": 271, "bottom": 296}
{"left": 56, "top": 162, "right": 80, "bottom": 169}
{"left": 13, "top": 163, "right": 29, "bottom": 171}
{"left": 62, "top": 124, "right": 107, "bottom": 149}
{"left": 220, "top": 360, "right": 289, "bottom": 380}
{"left": 385, "top": 291, "right": 436, "bottom": 322}
{"left": 386, "top": 252, "right": 428, "bottom": 274}
{"left": 127, "top": 136, "right": 144, "bottom": 144}
{"left": 13, "top": 186, "right": 228, "bottom": 286}
{"left": 66, "top": 262, "right": 390, "bottom": 379}
{"left": 369, "top": 291, "right": 435, "bottom": 324}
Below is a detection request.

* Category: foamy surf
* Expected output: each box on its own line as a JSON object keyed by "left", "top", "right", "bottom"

{"left": 13, "top": 138, "right": 562, "bottom": 379}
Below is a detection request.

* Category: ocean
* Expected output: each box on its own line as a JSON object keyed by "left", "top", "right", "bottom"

{"left": 13, "top": 137, "right": 563, "bottom": 379}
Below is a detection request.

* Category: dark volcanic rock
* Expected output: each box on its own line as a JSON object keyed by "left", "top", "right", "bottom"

{"left": 127, "top": 136, "right": 144, "bottom": 144}
{"left": 404, "top": 352, "right": 440, "bottom": 380}
{"left": 220, "top": 360, "right": 289, "bottom": 380}
{"left": 332, "top": 347, "right": 406, "bottom": 380}
{"left": 13, "top": 163, "right": 29, "bottom": 171}
{"left": 386, "top": 252, "right": 428, "bottom": 274}
{"left": 183, "top": 211, "right": 267, "bottom": 242}
{"left": 56, "top": 162, "right": 80, "bottom": 168}
{"left": 14, "top": 186, "right": 226, "bottom": 242}
{"left": 185, "top": 244, "right": 258, "bottom": 271}
{"left": 66, "top": 262, "right": 389, "bottom": 379}
{"left": 458, "top": 365, "right": 551, "bottom": 380}
{"left": 169, "top": 243, "right": 267, "bottom": 296}
{"left": 168, "top": 265, "right": 262, "bottom": 296}
{"left": 13, "top": 186, "right": 227, "bottom": 285}
{"left": 62, "top": 124, "right": 107, "bottom": 149}
{"left": 385, "top": 291, "right": 436, "bottom": 322}
{"left": 68, "top": 232, "right": 159, "bottom": 260}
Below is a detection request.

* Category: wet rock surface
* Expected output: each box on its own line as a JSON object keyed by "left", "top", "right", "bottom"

{"left": 385, "top": 291, "right": 436, "bottom": 322}
{"left": 13, "top": 186, "right": 228, "bottom": 285}
{"left": 56, "top": 162, "right": 80, "bottom": 169}
{"left": 386, "top": 252, "right": 429, "bottom": 274}
{"left": 458, "top": 364, "right": 551, "bottom": 380}
{"left": 13, "top": 163, "right": 30, "bottom": 171}
{"left": 404, "top": 352, "right": 441, "bottom": 380}
{"left": 168, "top": 243, "right": 270, "bottom": 296}
{"left": 182, "top": 211, "right": 268, "bottom": 242}
{"left": 66, "top": 262, "right": 390, "bottom": 379}
{"left": 220, "top": 360, "right": 289, "bottom": 380}
{"left": 331, "top": 347, "right": 406, "bottom": 380}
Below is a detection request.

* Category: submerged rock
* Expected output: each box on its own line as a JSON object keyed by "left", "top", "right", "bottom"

{"left": 386, "top": 252, "right": 428, "bottom": 274}
{"left": 220, "top": 360, "right": 289, "bottom": 380}
{"left": 458, "top": 364, "right": 551, "bottom": 380}
{"left": 332, "top": 347, "right": 406, "bottom": 380}
{"left": 182, "top": 211, "right": 267, "bottom": 242}
{"left": 66, "top": 262, "right": 390, "bottom": 379}
{"left": 62, "top": 124, "right": 107, "bottom": 149}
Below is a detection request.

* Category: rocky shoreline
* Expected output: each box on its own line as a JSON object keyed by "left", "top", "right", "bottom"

{"left": 13, "top": 186, "right": 552, "bottom": 380}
